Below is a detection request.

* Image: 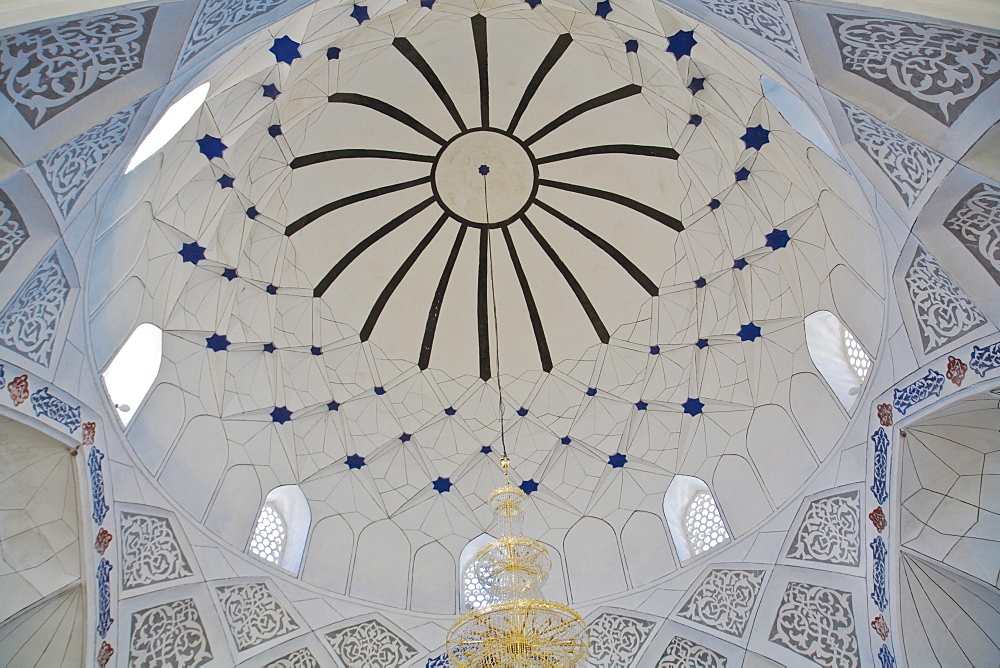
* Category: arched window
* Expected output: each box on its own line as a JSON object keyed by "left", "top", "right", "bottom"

{"left": 804, "top": 310, "right": 873, "bottom": 410}
{"left": 126, "top": 82, "right": 210, "bottom": 173}
{"left": 663, "top": 476, "right": 731, "bottom": 562}
{"left": 761, "top": 76, "right": 841, "bottom": 163}
{"left": 102, "top": 323, "right": 163, "bottom": 426}
{"left": 248, "top": 485, "right": 310, "bottom": 575}
{"left": 459, "top": 533, "right": 496, "bottom": 611}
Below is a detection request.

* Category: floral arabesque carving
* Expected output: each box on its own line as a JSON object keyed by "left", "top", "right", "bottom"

{"left": 829, "top": 15, "right": 1000, "bottom": 125}
{"left": 120, "top": 512, "right": 194, "bottom": 589}
{"left": 8, "top": 373, "right": 28, "bottom": 405}
{"left": 178, "top": 0, "right": 285, "bottom": 68}
{"left": 0, "top": 190, "right": 29, "bottom": 274}
{"left": 657, "top": 636, "right": 727, "bottom": 667}
{"left": 265, "top": 647, "right": 321, "bottom": 667}
{"left": 215, "top": 582, "right": 299, "bottom": 651}
{"left": 324, "top": 619, "right": 417, "bottom": 668}
{"left": 903, "top": 247, "right": 986, "bottom": 354}
{"left": 0, "top": 9, "right": 157, "bottom": 127}
{"left": 769, "top": 582, "right": 860, "bottom": 667}
{"left": 869, "top": 506, "right": 887, "bottom": 533}
{"left": 944, "top": 183, "right": 1000, "bottom": 284}
{"left": 786, "top": 490, "right": 860, "bottom": 566}
{"left": 696, "top": 0, "right": 800, "bottom": 61}
{"left": 677, "top": 568, "right": 766, "bottom": 637}
{"left": 0, "top": 250, "right": 71, "bottom": 366}
{"left": 128, "top": 598, "right": 213, "bottom": 667}
{"left": 946, "top": 355, "right": 968, "bottom": 386}
{"left": 95, "top": 527, "right": 113, "bottom": 554}
{"left": 587, "top": 612, "right": 657, "bottom": 667}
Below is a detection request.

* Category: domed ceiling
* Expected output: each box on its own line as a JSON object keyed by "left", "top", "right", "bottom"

{"left": 91, "top": 0, "right": 885, "bottom": 607}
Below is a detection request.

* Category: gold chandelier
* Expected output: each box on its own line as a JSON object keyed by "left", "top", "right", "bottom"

{"left": 446, "top": 457, "right": 589, "bottom": 667}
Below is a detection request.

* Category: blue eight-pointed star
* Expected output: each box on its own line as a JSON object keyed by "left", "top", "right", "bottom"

{"left": 179, "top": 241, "right": 206, "bottom": 264}
{"left": 608, "top": 453, "right": 628, "bottom": 468}
{"left": 206, "top": 333, "right": 230, "bottom": 352}
{"left": 345, "top": 453, "right": 366, "bottom": 469}
{"left": 270, "top": 406, "right": 293, "bottom": 424}
{"left": 666, "top": 29, "right": 697, "bottom": 59}
{"left": 765, "top": 228, "right": 790, "bottom": 250}
{"left": 595, "top": 0, "right": 612, "bottom": 18}
{"left": 739, "top": 322, "right": 762, "bottom": 342}
{"left": 432, "top": 477, "right": 452, "bottom": 493}
{"left": 262, "top": 83, "right": 281, "bottom": 100}
{"left": 270, "top": 36, "right": 301, "bottom": 64}
{"left": 350, "top": 4, "right": 370, "bottom": 23}
{"left": 520, "top": 479, "right": 539, "bottom": 495}
{"left": 741, "top": 124, "right": 771, "bottom": 151}
{"left": 682, "top": 397, "right": 705, "bottom": 416}
{"left": 196, "top": 135, "right": 227, "bottom": 160}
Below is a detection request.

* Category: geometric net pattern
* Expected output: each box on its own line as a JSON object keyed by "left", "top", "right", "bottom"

{"left": 844, "top": 329, "right": 872, "bottom": 380}
{"left": 248, "top": 504, "right": 285, "bottom": 565}
{"left": 684, "top": 492, "right": 729, "bottom": 556}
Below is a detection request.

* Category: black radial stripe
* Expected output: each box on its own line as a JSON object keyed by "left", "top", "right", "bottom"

{"left": 290, "top": 149, "right": 435, "bottom": 169}
{"left": 521, "top": 214, "right": 610, "bottom": 344}
{"left": 313, "top": 197, "right": 436, "bottom": 297}
{"left": 329, "top": 92, "right": 446, "bottom": 145}
{"left": 286, "top": 176, "right": 431, "bottom": 236}
{"left": 478, "top": 229, "right": 491, "bottom": 380}
{"left": 393, "top": 38, "right": 468, "bottom": 132}
{"left": 502, "top": 226, "right": 552, "bottom": 371}
{"left": 359, "top": 212, "right": 450, "bottom": 341}
{"left": 507, "top": 33, "right": 573, "bottom": 134}
{"left": 419, "top": 225, "right": 469, "bottom": 369}
{"left": 523, "top": 84, "right": 642, "bottom": 146}
{"left": 472, "top": 15, "right": 489, "bottom": 128}
{"left": 536, "top": 143, "right": 679, "bottom": 164}
{"left": 533, "top": 199, "right": 659, "bottom": 296}
{"left": 538, "top": 179, "right": 684, "bottom": 232}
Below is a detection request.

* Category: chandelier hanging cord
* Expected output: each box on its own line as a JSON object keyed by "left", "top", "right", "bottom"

{"left": 484, "top": 173, "right": 508, "bottom": 459}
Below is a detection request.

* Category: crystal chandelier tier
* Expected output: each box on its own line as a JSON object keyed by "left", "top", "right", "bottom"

{"left": 446, "top": 458, "right": 589, "bottom": 667}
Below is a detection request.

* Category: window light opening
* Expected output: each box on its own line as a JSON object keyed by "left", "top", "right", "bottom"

{"left": 460, "top": 533, "right": 496, "bottom": 611}
{"left": 125, "top": 82, "right": 210, "bottom": 173}
{"left": 761, "top": 76, "right": 842, "bottom": 164}
{"left": 248, "top": 485, "right": 310, "bottom": 575}
{"left": 663, "top": 475, "right": 730, "bottom": 562}
{"left": 102, "top": 323, "right": 163, "bottom": 426}
{"left": 805, "top": 310, "right": 873, "bottom": 411}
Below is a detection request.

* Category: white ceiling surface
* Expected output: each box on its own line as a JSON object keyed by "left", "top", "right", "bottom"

{"left": 90, "top": 0, "right": 885, "bottom": 608}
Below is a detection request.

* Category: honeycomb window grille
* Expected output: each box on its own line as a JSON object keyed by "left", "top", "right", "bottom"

{"left": 683, "top": 491, "right": 730, "bottom": 556}
{"left": 844, "top": 329, "right": 872, "bottom": 380}
{"left": 459, "top": 533, "right": 496, "bottom": 610}
{"left": 249, "top": 504, "right": 286, "bottom": 565}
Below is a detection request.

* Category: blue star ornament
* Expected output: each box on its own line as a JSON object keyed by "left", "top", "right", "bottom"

{"left": 525, "top": 0, "right": 541, "bottom": 8}
{"left": 733, "top": 257, "right": 749, "bottom": 270}
{"left": 345, "top": 453, "right": 366, "bottom": 469}
{"left": 432, "top": 477, "right": 452, "bottom": 493}
{"left": 196, "top": 135, "right": 226, "bottom": 160}
{"left": 263, "top": 342, "right": 277, "bottom": 353}
{"left": 520, "top": 479, "right": 539, "bottom": 494}
{"left": 695, "top": 338, "right": 709, "bottom": 349}
{"left": 480, "top": 445, "right": 492, "bottom": 454}
{"left": 221, "top": 267, "right": 238, "bottom": 281}
{"left": 217, "top": 174, "right": 234, "bottom": 189}
{"left": 246, "top": 206, "right": 260, "bottom": 220}
{"left": 350, "top": 4, "right": 370, "bottom": 23}
{"left": 516, "top": 407, "right": 529, "bottom": 417}
{"left": 625, "top": 39, "right": 639, "bottom": 53}
{"left": 478, "top": 164, "right": 490, "bottom": 175}
{"left": 206, "top": 333, "right": 230, "bottom": 352}
{"left": 327, "top": 47, "right": 341, "bottom": 60}
{"left": 741, "top": 124, "right": 770, "bottom": 150}
{"left": 595, "top": 0, "right": 612, "bottom": 18}
{"left": 266, "top": 284, "right": 278, "bottom": 295}
{"left": 608, "top": 452, "right": 627, "bottom": 468}
{"left": 270, "top": 405, "right": 293, "bottom": 424}
{"left": 682, "top": 397, "right": 705, "bottom": 416}
{"left": 400, "top": 433, "right": 412, "bottom": 442}
{"left": 445, "top": 406, "right": 457, "bottom": 416}
{"left": 270, "top": 36, "right": 301, "bottom": 65}
{"left": 694, "top": 276, "right": 707, "bottom": 288}
{"left": 666, "top": 29, "right": 697, "bottom": 59}
{"left": 586, "top": 387, "right": 597, "bottom": 396}
{"left": 688, "top": 77, "right": 705, "bottom": 95}
{"left": 635, "top": 400, "right": 648, "bottom": 411}
{"left": 735, "top": 167, "right": 751, "bottom": 182}
{"left": 765, "top": 228, "right": 790, "bottom": 250}
{"left": 327, "top": 399, "right": 340, "bottom": 411}
{"left": 560, "top": 436, "right": 572, "bottom": 445}
{"left": 262, "top": 83, "right": 281, "bottom": 100}
{"left": 268, "top": 124, "right": 282, "bottom": 138}
{"left": 738, "top": 322, "right": 762, "bottom": 342}
{"left": 179, "top": 241, "right": 206, "bottom": 264}
{"left": 421, "top": 0, "right": 436, "bottom": 8}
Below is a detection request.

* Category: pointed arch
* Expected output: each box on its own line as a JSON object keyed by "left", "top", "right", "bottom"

{"left": 805, "top": 310, "right": 873, "bottom": 410}
{"left": 459, "top": 533, "right": 495, "bottom": 611}
{"left": 247, "top": 485, "right": 310, "bottom": 575}
{"left": 663, "top": 476, "right": 731, "bottom": 562}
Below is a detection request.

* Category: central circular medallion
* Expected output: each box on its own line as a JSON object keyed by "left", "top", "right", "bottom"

{"left": 432, "top": 129, "right": 538, "bottom": 228}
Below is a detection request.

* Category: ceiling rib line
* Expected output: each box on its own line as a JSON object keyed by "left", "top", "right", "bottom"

{"left": 328, "top": 92, "right": 447, "bottom": 145}
{"left": 523, "top": 84, "right": 642, "bottom": 146}
{"left": 533, "top": 199, "right": 659, "bottom": 296}
{"left": 359, "top": 212, "right": 451, "bottom": 341}
{"left": 472, "top": 14, "right": 489, "bottom": 128}
{"left": 312, "top": 196, "right": 437, "bottom": 297}
{"left": 536, "top": 143, "right": 679, "bottom": 163}
{"left": 285, "top": 176, "right": 431, "bottom": 236}
{"left": 290, "top": 149, "right": 435, "bottom": 168}
{"left": 501, "top": 225, "right": 552, "bottom": 371}
{"left": 419, "top": 225, "right": 469, "bottom": 369}
{"left": 538, "top": 179, "right": 684, "bottom": 232}
{"left": 521, "top": 214, "right": 610, "bottom": 344}
{"left": 478, "top": 229, "right": 491, "bottom": 380}
{"left": 393, "top": 37, "right": 468, "bottom": 133}
{"left": 507, "top": 33, "right": 573, "bottom": 134}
